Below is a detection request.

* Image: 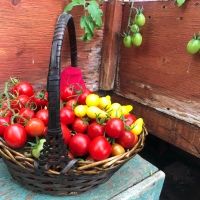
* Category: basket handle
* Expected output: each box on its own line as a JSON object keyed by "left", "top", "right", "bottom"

{"left": 37, "top": 13, "right": 77, "bottom": 172}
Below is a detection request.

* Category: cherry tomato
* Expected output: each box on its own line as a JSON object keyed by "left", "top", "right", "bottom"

{"left": 25, "top": 118, "right": 45, "bottom": 137}
{"left": 111, "top": 143, "right": 125, "bottom": 156}
{"left": 77, "top": 89, "right": 91, "bottom": 105}
{"left": 72, "top": 118, "right": 88, "bottom": 133}
{"left": 65, "top": 99, "right": 77, "bottom": 110}
{"left": 32, "top": 90, "right": 48, "bottom": 109}
{"left": 60, "top": 107, "right": 75, "bottom": 125}
{"left": 12, "top": 82, "right": 34, "bottom": 97}
{"left": 4, "top": 124, "right": 27, "bottom": 148}
{"left": 61, "top": 123, "right": 72, "bottom": 145}
{"left": 186, "top": 38, "right": 200, "bottom": 54}
{"left": 123, "top": 35, "right": 132, "bottom": 48}
{"left": 124, "top": 114, "right": 137, "bottom": 126}
{"left": 105, "top": 118, "right": 124, "bottom": 138}
{"left": 36, "top": 109, "right": 48, "bottom": 126}
{"left": 17, "top": 108, "right": 35, "bottom": 124}
{"left": 61, "top": 85, "right": 76, "bottom": 102}
{"left": 0, "top": 117, "right": 10, "bottom": 136}
{"left": 89, "top": 136, "right": 111, "bottom": 161}
{"left": 11, "top": 95, "right": 29, "bottom": 110}
{"left": 135, "top": 12, "right": 146, "bottom": 27}
{"left": 132, "top": 33, "right": 143, "bottom": 47}
{"left": 69, "top": 133, "right": 90, "bottom": 157}
{"left": 116, "top": 130, "right": 138, "bottom": 149}
{"left": 87, "top": 122, "right": 104, "bottom": 139}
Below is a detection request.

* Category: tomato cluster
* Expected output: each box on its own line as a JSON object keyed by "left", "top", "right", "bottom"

{"left": 0, "top": 78, "right": 145, "bottom": 162}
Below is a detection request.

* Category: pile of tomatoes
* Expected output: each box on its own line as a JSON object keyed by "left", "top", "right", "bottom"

{"left": 0, "top": 78, "right": 145, "bottom": 162}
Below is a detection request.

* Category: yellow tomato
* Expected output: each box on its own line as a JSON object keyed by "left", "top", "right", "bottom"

{"left": 121, "top": 105, "right": 133, "bottom": 115}
{"left": 74, "top": 105, "right": 87, "bottom": 118}
{"left": 110, "top": 109, "right": 123, "bottom": 118}
{"left": 99, "top": 95, "right": 111, "bottom": 110}
{"left": 111, "top": 143, "right": 125, "bottom": 156}
{"left": 86, "top": 94, "right": 100, "bottom": 107}
{"left": 87, "top": 106, "right": 107, "bottom": 119}
{"left": 109, "top": 103, "right": 121, "bottom": 110}
{"left": 130, "top": 118, "right": 144, "bottom": 135}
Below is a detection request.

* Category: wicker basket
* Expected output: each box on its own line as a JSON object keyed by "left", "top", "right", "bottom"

{"left": 0, "top": 12, "right": 148, "bottom": 196}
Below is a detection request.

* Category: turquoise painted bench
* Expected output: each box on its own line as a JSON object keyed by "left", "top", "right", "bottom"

{"left": 0, "top": 155, "right": 165, "bottom": 200}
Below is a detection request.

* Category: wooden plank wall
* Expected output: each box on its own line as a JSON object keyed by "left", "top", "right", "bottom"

{"left": 0, "top": 0, "right": 104, "bottom": 91}
{"left": 114, "top": 1, "right": 200, "bottom": 157}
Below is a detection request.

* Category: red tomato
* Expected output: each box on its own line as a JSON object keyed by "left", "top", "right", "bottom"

{"left": 12, "top": 82, "right": 34, "bottom": 97}
{"left": 17, "top": 108, "right": 35, "bottom": 124}
{"left": 4, "top": 124, "right": 27, "bottom": 148}
{"left": 33, "top": 90, "right": 48, "bottom": 109}
{"left": 36, "top": 109, "right": 48, "bottom": 126}
{"left": 61, "top": 85, "right": 76, "bottom": 102}
{"left": 11, "top": 95, "right": 30, "bottom": 110}
{"left": 87, "top": 122, "right": 104, "bottom": 139}
{"left": 116, "top": 130, "right": 138, "bottom": 149}
{"left": 105, "top": 118, "right": 124, "bottom": 138}
{"left": 61, "top": 123, "right": 72, "bottom": 145}
{"left": 60, "top": 107, "right": 75, "bottom": 125}
{"left": 69, "top": 133, "right": 90, "bottom": 157}
{"left": 124, "top": 114, "right": 137, "bottom": 126}
{"left": 65, "top": 99, "right": 77, "bottom": 110}
{"left": 89, "top": 136, "right": 111, "bottom": 161}
{"left": 0, "top": 117, "right": 10, "bottom": 136}
{"left": 77, "top": 89, "right": 91, "bottom": 105}
{"left": 25, "top": 118, "right": 45, "bottom": 137}
{"left": 72, "top": 118, "right": 88, "bottom": 133}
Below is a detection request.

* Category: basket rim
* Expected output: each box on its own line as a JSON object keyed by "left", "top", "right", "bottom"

{"left": 0, "top": 126, "right": 148, "bottom": 175}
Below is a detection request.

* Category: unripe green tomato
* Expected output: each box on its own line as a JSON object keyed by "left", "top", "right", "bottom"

{"left": 132, "top": 33, "right": 143, "bottom": 47}
{"left": 186, "top": 39, "right": 200, "bottom": 54}
{"left": 130, "top": 24, "right": 140, "bottom": 33}
{"left": 135, "top": 13, "right": 146, "bottom": 27}
{"left": 123, "top": 35, "right": 132, "bottom": 48}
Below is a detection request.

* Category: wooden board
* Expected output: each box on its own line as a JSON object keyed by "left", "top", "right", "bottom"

{"left": 0, "top": 155, "right": 165, "bottom": 200}
{"left": 111, "top": 93, "right": 200, "bottom": 158}
{"left": 0, "top": 0, "right": 103, "bottom": 91}
{"left": 116, "top": 0, "right": 200, "bottom": 127}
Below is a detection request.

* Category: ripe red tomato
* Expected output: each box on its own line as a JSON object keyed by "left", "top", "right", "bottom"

{"left": 4, "top": 124, "right": 27, "bottom": 148}
{"left": 77, "top": 89, "right": 91, "bottom": 105}
{"left": 61, "top": 85, "right": 75, "bottom": 102}
{"left": 33, "top": 90, "right": 48, "bottom": 109}
{"left": 87, "top": 122, "right": 104, "bottom": 139}
{"left": 11, "top": 95, "right": 30, "bottom": 110}
{"left": 105, "top": 118, "right": 124, "bottom": 138}
{"left": 72, "top": 118, "right": 88, "bottom": 133}
{"left": 36, "top": 109, "right": 48, "bottom": 126}
{"left": 124, "top": 114, "right": 137, "bottom": 126}
{"left": 89, "top": 136, "right": 111, "bottom": 161}
{"left": 116, "top": 130, "right": 138, "bottom": 149}
{"left": 0, "top": 117, "right": 10, "bottom": 136}
{"left": 65, "top": 99, "right": 77, "bottom": 110}
{"left": 17, "top": 108, "right": 35, "bottom": 124}
{"left": 60, "top": 107, "right": 75, "bottom": 125}
{"left": 25, "top": 118, "right": 45, "bottom": 137}
{"left": 61, "top": 123, "right": 72, "bottom": 145}
{"left": 69, "top": 133, "right": 90, "bottom": 157}
{"left": 12, "top": 82, "right": 34, "bottom": 97}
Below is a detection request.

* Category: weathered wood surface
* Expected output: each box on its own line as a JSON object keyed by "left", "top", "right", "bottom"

{"left": 111, "top": 93, "right": 200, "bottom": 158}
{"left": 116, "top": 0, "right": 200, "bottom": 127}
{"left": 99, "top": 0, "right": 122, "bottom": 90}
{"left": 0, "top": 155, "right": 165, "bottom": 200}
{"left": 0, "top": 0, "right": 103, "bottom": 91}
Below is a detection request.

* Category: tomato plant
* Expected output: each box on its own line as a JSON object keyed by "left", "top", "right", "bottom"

{"left": 72, "top": 118, "right": 88, "bottom": 133}
{"left": 87, "top": 122, "right": 104, "bottom": 139}
{"left": 25, "top": 118, "right": 45, "bottom": 137}
{"left": 89, "top": 136, "right": 111, "bottom": 161}
{"left": 60, "top": 107, "right": 75, "bottom": 125}
{"left": 69, "top": 133, "right": 90, "bottom": 157}
{"left": 105, "top": 118, "right": 124, "bottom": 138}
{"left": 4, "top": 124, "right": 27, "bottom": 148}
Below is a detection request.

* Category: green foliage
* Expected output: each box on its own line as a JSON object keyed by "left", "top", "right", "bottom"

{"left": 64, "top": 0, "right": 103, "bottom": 41}
{"left": 176, "top": 0, "right": 186, "bottom": 7}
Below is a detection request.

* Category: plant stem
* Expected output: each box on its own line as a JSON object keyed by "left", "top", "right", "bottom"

{"left": 127, "top": 1, "right": 135, "bottom": 35}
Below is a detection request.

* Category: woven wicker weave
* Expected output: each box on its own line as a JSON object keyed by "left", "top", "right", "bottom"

{"left": 0, "top": 12, "right": 148, "bottom": 195}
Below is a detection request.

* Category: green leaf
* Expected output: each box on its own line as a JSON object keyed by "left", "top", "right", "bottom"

{"left": 176, "top": 0, "right": 185, "bottom": 7}
{"left": 64, "top": 0, "right": 85, "bottom": 12}
{"left": 87, "top": 1, "right": 103, "bottom": 27}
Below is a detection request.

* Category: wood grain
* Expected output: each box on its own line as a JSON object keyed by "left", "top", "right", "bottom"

{"left": 111, "top": 93, "right": 200, "bottom": 158}
{"left": 0, "top": 0, "right": 104, "bottom": 91}
{"left": 116, "top": 0, "right": 200, "bottom": 127}
{"left": 99, "top": 0, "right": 122, "bottom": 90}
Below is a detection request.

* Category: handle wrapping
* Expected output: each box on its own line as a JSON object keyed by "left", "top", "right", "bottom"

{"left": 37, "top": 13, "right": 77, "bottom": 172}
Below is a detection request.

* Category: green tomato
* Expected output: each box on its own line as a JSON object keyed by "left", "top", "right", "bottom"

{"left": 186, "top": 39, "right": 200, "bottom": 54}
{"left": 130, "top": 24, "right": 140, "bottom": 33}
{"left": 135, "top": 13, "right": 146, "bottom": 27}
{"left": 123, "top": 35, "right": 132, "bottom": 48}
{"left": 132, "top": 33, "right": 143, "bottom": 47}
{"left": 31, "top": 138, "right": 46, "bottom": 159}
